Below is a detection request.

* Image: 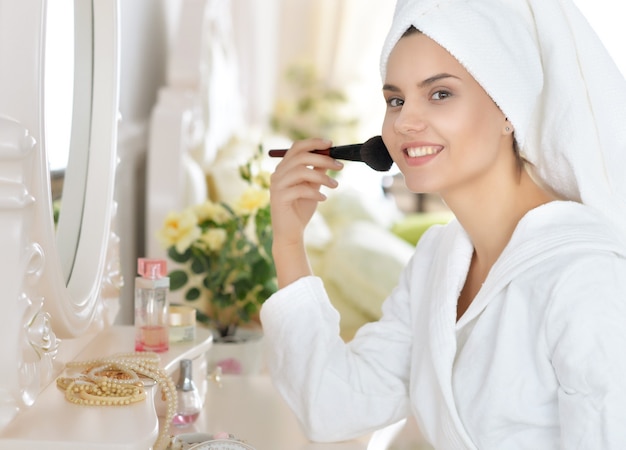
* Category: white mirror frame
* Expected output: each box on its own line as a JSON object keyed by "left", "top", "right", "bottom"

{"left": 0, "top": 0, "right": 119, "bottom": 428}
{"left": 46, "top": 0, "right": 120, "bottom": 336}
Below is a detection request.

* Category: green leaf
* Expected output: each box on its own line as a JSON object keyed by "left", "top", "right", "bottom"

{"left": 252, "top": 258, "right": 269, "bottom": 277}
{"left": 168, "top": 247, "right": 192, "bottom": 263}
{"left": 233, "top": 279, "right": 254, "bottom": 300}
{"left": 255, "top": 278, "right": 277, "bottom": 301}
{"left": 195, "top": 309, "right": 210, "bottom": 326}
{"left": 190, "top": 257, "right": 206, "bottom": 274}
{"left": 169, "top": 270, "right": 189, "bottom": 290}
{"left": 264, "top": 278, "right": 278, "bottom": 292}
{"left": 185, "top": 287, "right": 201, "bottom": 301}
{"left": 205, "top": 270, "right": 226, "bottom": 290}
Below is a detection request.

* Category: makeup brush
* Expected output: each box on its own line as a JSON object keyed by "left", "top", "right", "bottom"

{"left": 268, "top": 135, "right": 393, "bottom": 172}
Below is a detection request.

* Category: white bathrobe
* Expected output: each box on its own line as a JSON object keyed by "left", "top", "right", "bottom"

{"left": 260, "top": 201, "right": 626, "bottom": 449}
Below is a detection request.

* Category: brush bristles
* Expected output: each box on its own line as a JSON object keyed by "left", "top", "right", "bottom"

{"left": 360, "top": 136, "right": 393, "bottom": 171}
{"left": 330, "top": 136, "right": 392, "bottom": 171}
{"left": 328, "top": 144, "right": 362, "bottom": 162}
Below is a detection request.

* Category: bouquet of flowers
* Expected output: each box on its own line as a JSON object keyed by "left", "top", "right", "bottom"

{"left": 156, "top": 146, "right": 276, "bottom": 339}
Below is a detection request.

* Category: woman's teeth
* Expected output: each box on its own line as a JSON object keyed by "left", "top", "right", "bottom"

{"left": 406, "top": 146, "right": 440, "bottom": 158}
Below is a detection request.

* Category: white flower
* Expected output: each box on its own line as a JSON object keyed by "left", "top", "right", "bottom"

{"left": 232, "top": 187, "right": 270, "bottom": 216}
{"left": 156, "top": 210, "right": 201, "bottom": 253}
{"left": 199, "top": 228, "right": 227, "bottom": 252}
{"left": 193, "top": 201, "right": 231, "bottom": 224}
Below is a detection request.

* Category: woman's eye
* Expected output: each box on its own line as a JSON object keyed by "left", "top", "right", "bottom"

{"left": 431, "top": 90, "right": 451, "bottom": 101}
{"left": 387, "top": 97, "right": 404, "bottom": 107}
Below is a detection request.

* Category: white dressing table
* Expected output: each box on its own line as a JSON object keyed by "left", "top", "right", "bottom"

{"left": 184, "top": 375, "right": 372, "bottom": 450}
{"left": 174, "top": 373, "right": 432, "bottom": 450}
{"left": 0, "top": 324, "right": 423, "bottom": 450}
{"left": 0, "top": 326, "right": 212, "bottom": 449}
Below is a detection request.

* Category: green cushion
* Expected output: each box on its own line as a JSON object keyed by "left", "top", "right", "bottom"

{"left": 391, "top": 211, "right": 455, "bottom": 246}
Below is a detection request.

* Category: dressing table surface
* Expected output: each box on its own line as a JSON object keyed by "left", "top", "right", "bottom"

{"left": 174, "top": 374, "right": 373, "bottom": 450}
{"left": 0, "top": 325, "right": 213, "bottom": 450}
{"left": 0, "top": 324, "right": 420, "bottom": 450}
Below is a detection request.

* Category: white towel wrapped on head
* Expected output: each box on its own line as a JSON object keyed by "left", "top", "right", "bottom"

{"left": 380, "top": 0, "right": 626, "bottom": 238}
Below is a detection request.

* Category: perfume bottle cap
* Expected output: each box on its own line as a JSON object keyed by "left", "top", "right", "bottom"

{"left": 137, "top": 258, "right": 167, "bottom": 279}
{"left": 176, "top": 359, "right": 196, "bottom": 392}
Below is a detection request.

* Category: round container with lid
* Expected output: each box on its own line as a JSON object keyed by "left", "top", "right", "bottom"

{"left": 168, "top": 305, "right": 196, "bottom": 343}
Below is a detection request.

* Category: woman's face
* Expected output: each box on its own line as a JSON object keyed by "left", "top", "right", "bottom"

{"left": 382, "top": 32, "right": 514, "bottom": 197}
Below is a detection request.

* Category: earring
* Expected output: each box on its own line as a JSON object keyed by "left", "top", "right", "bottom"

{"left": 505, "top": 126, "right": 511, "bottom": 132}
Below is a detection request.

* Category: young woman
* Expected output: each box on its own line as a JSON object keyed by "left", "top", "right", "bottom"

{"left": 261, "top": 0, "right": 626, "bottom": 448}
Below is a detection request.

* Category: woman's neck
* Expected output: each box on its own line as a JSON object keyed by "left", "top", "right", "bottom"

{"left": 444, "top": 168, "right": 555, "bottom": 271}
{"left": 445, "top": 167, "right": 555, "bottom": 320}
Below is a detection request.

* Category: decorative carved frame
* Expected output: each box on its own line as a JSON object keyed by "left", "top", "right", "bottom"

{"left": 0, "top": 0, "right": 120, "bottom": 428}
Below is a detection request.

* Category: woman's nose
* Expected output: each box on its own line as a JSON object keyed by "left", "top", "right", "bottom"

{"left": 394, "top": 103, "right": 427, "bottom": 134}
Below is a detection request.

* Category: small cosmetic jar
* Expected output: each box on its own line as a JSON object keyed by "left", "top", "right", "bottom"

{"left": 169, "top": 305, "right": 196, "bottom": 343}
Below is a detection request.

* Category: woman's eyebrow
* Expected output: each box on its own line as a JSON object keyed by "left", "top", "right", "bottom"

{"left": 418, "top": 73, "right": 460, "bottom": 87}
{"left": 382, "top": 73, "right": 461, "bottom": 92}
{"left": 382, "top": 83, "right": 400, "bottom": 92}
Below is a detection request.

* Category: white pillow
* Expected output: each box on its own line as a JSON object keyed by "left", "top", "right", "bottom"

{"left": 318, "top": 220, "right": 414, "bottom": 325}
{"left": 318, "top": 185, "right": 403, "bottom": 231}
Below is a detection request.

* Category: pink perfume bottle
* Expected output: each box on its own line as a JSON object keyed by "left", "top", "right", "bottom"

{"left": 172, "top": 359, "right": 203, "bottom": 427}
{"left": 134, "top": 258, "right": 169, "bottom": 352}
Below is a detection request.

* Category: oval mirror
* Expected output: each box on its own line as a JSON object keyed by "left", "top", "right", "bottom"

{"left": 41, "top": 0, "right": 120, "bottom": 337}
{"left": 45, "top": 0, "right": 89, "bottom": 284}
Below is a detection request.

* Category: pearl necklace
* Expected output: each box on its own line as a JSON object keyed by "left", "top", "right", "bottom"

{"left": 57, "top": 352, "right": 177, "bottom": 450}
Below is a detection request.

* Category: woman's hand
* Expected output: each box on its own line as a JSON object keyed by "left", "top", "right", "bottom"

{"left": 269, "top": 138, "right": 343, "bottom": 287}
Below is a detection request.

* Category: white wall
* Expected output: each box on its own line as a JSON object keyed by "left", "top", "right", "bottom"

{"left": 114, "top": 0, "right": 181, "bottom": 324}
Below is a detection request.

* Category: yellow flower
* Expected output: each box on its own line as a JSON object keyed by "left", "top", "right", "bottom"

{"left": 199, "top": 228, "right": 227, "bottom": 252}
{"left": 193, "top": 201, "right": 230, "bottom": 224}
{"left": 232, "top": 187, "right": 270, "bottom": 216}
{"left": 156, "top": 209, "right": 201, "bottom": 253}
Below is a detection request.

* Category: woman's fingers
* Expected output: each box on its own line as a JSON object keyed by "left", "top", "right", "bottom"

{"left": 269, "top": 138, "right": 343, "bottom": 243}
{"left": 275, "top": 138, "right": 341, "bottom": 169}
{"left": 270, "top": 139, "right": 342, "bottom": 198}
{"left": 272, "top": 164, "right": 337, "bottom": 199}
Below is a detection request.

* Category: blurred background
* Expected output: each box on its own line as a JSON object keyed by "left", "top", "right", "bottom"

{"left": 46, "top": 0, "right": 625, "bottom": 337}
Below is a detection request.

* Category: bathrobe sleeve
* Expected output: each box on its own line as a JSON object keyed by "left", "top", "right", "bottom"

{"left": 260, "top": 267, "right": 415, "bottom": 442}
{"left": 546, "top": 253, "right": 626, "bottom": 448}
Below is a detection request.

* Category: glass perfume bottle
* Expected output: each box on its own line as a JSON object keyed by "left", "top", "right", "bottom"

{"left": 172, "top": 359, "right": 203, "bottom": 427}
{"left": 134, "top": 258, "right": 170, "bottom": 352}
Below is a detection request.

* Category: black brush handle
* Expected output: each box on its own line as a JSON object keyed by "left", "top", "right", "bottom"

{"left": 268, "top": 143, "right": 363, "bottom": 162}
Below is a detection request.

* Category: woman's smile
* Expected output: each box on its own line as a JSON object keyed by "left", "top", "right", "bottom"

{"left": 403, "top": 143, "right": 444, "bottom": 166}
